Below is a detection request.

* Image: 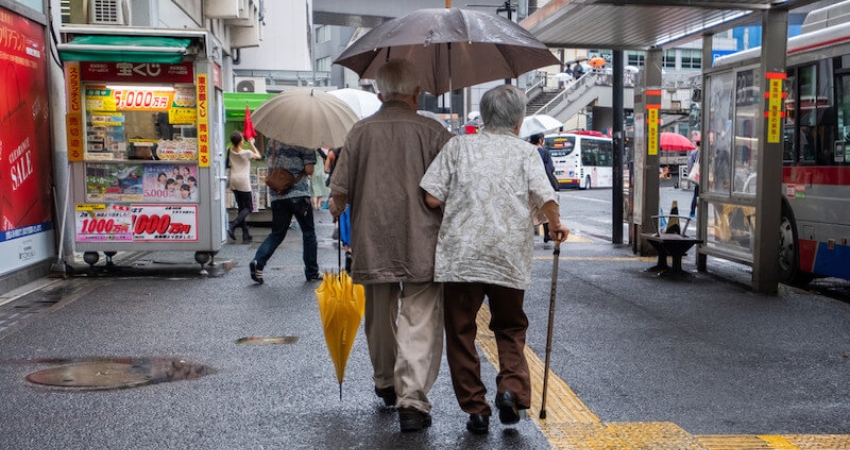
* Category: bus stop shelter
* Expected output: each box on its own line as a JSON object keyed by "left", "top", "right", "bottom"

{"left": 523, "top": 0, "right": 827, "bottom": 293}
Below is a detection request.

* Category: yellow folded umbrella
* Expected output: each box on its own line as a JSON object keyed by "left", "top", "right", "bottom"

{"left": 315, "top": 270, "right": 365, "bottom": 400}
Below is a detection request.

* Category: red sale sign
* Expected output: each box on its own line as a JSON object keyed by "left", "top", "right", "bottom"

{"left": 130, "top": 205, "right": 198, "bottom": 242}
{"left": 75, "top": 204, "right": 133, "bottom": 242}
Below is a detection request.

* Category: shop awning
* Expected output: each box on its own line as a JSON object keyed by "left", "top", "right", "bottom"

{"left": 224, "top": 92, "right": 277, "bottom": 121}
{"left": 58, "top": 35, "right": 190, "bottom": 63}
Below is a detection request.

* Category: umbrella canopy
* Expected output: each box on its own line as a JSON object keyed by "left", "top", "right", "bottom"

{"left": 624, "top": 65, "right": 641, "bottom": 73}
{"left": 564, "top": 56, "right": 588, "bottom": 66}
{"left": 328, "top": 88, "right": 382, "bottom": 120}
{"left": 660, "top": 132, "right": 696, "bottom": 151}
{"left": 315, "top": 270, "right": 366, "bottom": 399}
{"left": 334, "top": 8, "right": 559, "bottom": 96}
{"left": 417, "top": 110, "right": 451, "bottom": 131}
{"left": 589, "top": 56, "right": 606, "bottom": 68}
{"left": 243, "top": 105, "right": 257, "bottom": 140}
{"left": 251, "top": 89, "right": 359, "bottom": 149}
{"left": 519, "top": 114, "right": 563, "bottom": 139}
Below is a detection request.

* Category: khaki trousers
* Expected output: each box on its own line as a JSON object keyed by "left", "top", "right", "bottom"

{"left": 444, "top": 282, "right": 530, "bottom": 416}
{"left": 363, "top": 281, "right": 443, "bottom": 413}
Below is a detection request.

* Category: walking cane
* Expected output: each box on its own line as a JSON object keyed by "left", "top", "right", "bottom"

{"left": 539, "top": 239, "right": 561, "bottom": 420}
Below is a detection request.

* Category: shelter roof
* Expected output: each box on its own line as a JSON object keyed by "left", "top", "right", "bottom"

{"left": 522, "top": 0, "right": 828, "bottom": 51}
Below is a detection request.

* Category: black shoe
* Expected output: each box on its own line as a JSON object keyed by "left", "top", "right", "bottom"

{"left": 249, "top": 260, "right": 263, "bottom": 284}
{"left": 226, "top": 226, "right": 236, "bottom": 241}
{"left": 495, "top": 391, "right": 520, "bottom": 425}
{"left": 306, "top": 273, "right": 322, "bottom": 282}
{"left": 398, "top": 407, "right": 432, "bottom": 432}
{"left": 466, "top": 414, "right": 489, "bottom": 434}
{"left": 242, "top": 235, "right": 252, "bottom": 244}
{"left": 374, "top": 385, "right": 397, "bottom": 407}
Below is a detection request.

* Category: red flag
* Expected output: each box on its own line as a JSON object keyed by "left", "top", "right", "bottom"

{"left": 243, "top": 105, "right": 257, "bottom": 140}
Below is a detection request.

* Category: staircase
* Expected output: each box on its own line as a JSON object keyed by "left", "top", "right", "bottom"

{"left": 533, "top": 72, "right": 635, "bottom": 124}
{"left": 527, "top": 90, "right": 562, "bottom": 115}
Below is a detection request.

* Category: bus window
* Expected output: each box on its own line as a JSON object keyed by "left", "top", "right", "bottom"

{"left": 837, "top": 73, "right": 850, "bottom": 163}
{"left": 784, "top": 71, "right": 797, "bottom": 162}
{"left": 815, "top": 58, "right": 836, "bottom": 165}
{"left": 545, "top": 136, "right": 576, "bottom": 155}
{"left": 799, "top": 65, "right": 817, "bottom": 162}
{"left": 581, "top": 139, "right": 599, "bottom": 166}
{"left": 600, "top": 140, "right": 613, "bottom": 167}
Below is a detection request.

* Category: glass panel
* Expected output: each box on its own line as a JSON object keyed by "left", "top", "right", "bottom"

{"left": 733, "top": 69, "right": 759, "bottom": 195}
{"left": 784, "top": 71, "right": 797, "bottom": 162}
{"left": 707, "top": 71, "right": 735, "bottom": 195}
{"left": 663, "top": 50, "right": 676, "bottom": 69}
{"left": 704, "top": 199, "right": 755, "bottom": 262}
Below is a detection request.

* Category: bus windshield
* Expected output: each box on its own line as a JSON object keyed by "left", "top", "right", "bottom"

{"left": 545, "top": 135, "right": 575, "bottom": 157}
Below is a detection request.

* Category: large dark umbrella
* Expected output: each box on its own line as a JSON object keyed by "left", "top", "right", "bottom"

{"left": 334, "top": 8, "right": 559, "bottom": 96}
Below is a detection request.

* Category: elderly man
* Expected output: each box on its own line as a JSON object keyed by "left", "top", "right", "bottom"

{"left": 420, "top": 85, "right": 569, "bottom": 435}
{"left": 329, "top": 59, "right": 454, "bottom": 432}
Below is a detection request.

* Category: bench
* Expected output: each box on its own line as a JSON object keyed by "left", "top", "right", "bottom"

{"left": 641, "top": 215, "right": 702, "bottom": 279}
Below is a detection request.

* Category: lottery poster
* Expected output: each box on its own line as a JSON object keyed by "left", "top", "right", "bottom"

{"left": 142, "top": 164, "right": 199, "bottom": 203}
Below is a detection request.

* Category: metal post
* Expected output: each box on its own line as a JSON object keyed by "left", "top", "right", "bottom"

{"left": 697, "top": 34, "right": 712, "bottom": 272}
{"left": 753, "top": 8, "right": 788, "bottom": 294}
{"left": 612, "top": 50, "right": 624, "bottom": 244}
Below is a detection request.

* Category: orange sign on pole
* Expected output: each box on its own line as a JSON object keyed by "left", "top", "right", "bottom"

{"left": 765, "top": 72, "right": 786, "bottom": 144}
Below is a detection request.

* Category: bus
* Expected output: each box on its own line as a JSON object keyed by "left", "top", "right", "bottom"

{"left": 544, "top": 131, "right": 614, "bottom": 189}
{"left": 713, "top": 0, "right": 850, "bottom": 285}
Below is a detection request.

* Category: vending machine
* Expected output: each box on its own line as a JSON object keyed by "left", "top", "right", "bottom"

{"left": 61, "top": 32, "right": 225, "bottom": 270}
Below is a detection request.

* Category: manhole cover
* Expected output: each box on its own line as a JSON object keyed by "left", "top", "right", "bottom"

{"left": 25, "top": 357, "right": 210, "bottom": 390}
{"left": 235, "top": 336, "right": 299, "bottom": 345}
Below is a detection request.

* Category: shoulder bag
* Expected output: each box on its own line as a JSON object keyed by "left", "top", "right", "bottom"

{"left": 265, "top": 145, "right": 304, "bottom": 194}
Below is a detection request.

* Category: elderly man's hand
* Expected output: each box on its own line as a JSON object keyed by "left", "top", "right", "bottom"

{"left": 548, "top": 222, "right": 570, "bottom": 243}
{"left": 328, "top": 197, "right": 344, "bottom": 218}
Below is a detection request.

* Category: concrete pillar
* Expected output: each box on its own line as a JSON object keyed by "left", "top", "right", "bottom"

{"left": 47, "top": 4, "right": 75, "bottom": 270}
{"left": 636, "top": 48, "right": 662, "bottom": 255}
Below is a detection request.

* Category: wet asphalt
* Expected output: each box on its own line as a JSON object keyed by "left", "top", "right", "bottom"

{"left": 0, "top": 199, "right": 849, "bottom": 449}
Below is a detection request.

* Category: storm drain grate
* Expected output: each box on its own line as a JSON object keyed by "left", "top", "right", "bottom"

{"left": 235, "top": 336, "right": 299, "bottom": 345}
{"left": 25, "top": 357, "right": 210, "bottom": 390}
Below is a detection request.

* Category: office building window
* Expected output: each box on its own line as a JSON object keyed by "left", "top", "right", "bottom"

{"left": 316, "top": 56, "right": 331, "bottom": 72}
{"left": 627, "top": 52, "right": 644, "bottom": 67}
{"left": 663, "top": 50, "right": 676, "bottom": 69}
{"left": 681, "top": 49, "right": 702, "bottom": 70}
{"left": 316, "top": 25, "right": 331, "bottom": 43}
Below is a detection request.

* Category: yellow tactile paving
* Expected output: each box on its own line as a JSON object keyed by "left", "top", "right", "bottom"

{"left": 474, "top": 304, "right": 850, "bottom": 449}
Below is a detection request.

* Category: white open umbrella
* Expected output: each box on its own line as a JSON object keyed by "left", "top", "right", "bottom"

{"left": 328, "top": 88, "right": 382, "bottom": 119}
{"left": 519, "top": 114, "right": 563, "bottom": 139}
{"left": 251, "top": 89, "right": 359, "bottom": 149}
{"left": 417, "top": 110, "right": 451, "bottom": 131}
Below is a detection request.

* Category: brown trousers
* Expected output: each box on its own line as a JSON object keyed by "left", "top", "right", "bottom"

{"left": 444, "top": 282, "right": 530, "bottom": 416}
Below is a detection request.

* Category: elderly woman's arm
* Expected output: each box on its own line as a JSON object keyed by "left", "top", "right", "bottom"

{"left": 424, "top": 192, "right": 442, "bottom": 209}
{"left": 542, "top": 200, "right": 570, "bottom": 242}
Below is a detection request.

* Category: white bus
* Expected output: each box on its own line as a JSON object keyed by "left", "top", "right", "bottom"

{"left": 713, "top": 0, "right": 850, "bottom": 285}
{"left": 544, "top": 131, "right": 614, "bottom": 189}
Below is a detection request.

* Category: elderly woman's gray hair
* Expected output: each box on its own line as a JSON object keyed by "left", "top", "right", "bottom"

{"left": 480, "top": 85, "right": 527, "bottom": 133}
{"left": 376, "top": 59, "right": 420, "bottom": 99}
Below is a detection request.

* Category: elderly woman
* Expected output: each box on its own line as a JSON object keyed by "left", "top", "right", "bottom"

{"left": 420, "top": 85, "right": 569, "bottom": 435}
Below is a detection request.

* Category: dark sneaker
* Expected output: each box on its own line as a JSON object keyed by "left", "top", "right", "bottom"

{"left": 249, "top": 260, "right": 263, "bottom": 284}
{"left": 398, "top": 407, "right": 432, "bottom": 432}
{"left": 466, "top": 414, "right": 489, "bottom": 435}
{"left": 374, "top": 385, "right": 397, "bottom": 407}
{"left": 306, "top": 273, "right": 322, "bottom": 282}
{"left": 242, "top": 234, "right": 252, "bottom": 244}
{"left": 226, "top": 226, "right": 236, "bottom": 241}
{"left": 495, "top": 391, "right": 520, "bottom": 425}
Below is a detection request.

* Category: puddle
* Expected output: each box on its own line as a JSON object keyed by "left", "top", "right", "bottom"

{"left": 25, "top": 357, "right": 211, "bottom": 390}
{"left": 235, "top": 336, "right": 299, "bottom": 345}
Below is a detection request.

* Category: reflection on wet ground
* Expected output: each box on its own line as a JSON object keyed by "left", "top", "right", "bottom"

{"left": 22, "top": 357, "right": 212, "bottom": 390}
{"left": 235, "top": 336, "right": 299, "bottom": 345}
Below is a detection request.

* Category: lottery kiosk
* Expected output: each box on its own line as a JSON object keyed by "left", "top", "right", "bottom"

{"left": 60, "top": 31, "right": 226, "bottom": 269}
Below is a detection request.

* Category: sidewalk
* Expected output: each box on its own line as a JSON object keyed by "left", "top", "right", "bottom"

{"left": 1, "top": 209, "right": 849, "bottom": 449}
